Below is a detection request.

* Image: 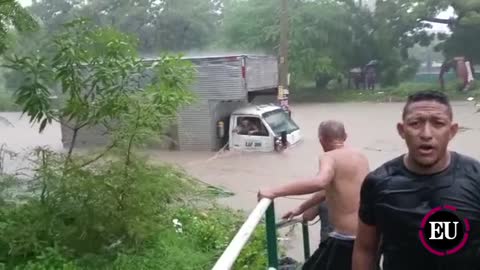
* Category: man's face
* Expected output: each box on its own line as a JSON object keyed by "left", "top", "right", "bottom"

{"left": 397, "top": 100, "right": 458, "bottom": 167}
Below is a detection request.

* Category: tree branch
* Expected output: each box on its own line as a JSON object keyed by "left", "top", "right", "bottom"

{"left": 420, "top": 18, "right": 455, "bottom": 25}
{"left": 65, "top": 142, "right": 117, "bottom": 173}
{"left": 124, "top": 107, "right": 141, "bottom": 176}
{"left": 66, "top": 127, "right": 79, "bottom": 162}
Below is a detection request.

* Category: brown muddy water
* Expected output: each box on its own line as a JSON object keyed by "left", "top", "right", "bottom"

{"left": 2, "top": 101, "right": 480, "bottom": 262}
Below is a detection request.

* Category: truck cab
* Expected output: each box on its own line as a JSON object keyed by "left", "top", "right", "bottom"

{"left": 226, "top": 104, "right": 302, "bottom": 152}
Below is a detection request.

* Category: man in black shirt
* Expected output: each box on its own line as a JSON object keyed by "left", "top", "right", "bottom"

{"left": 352, "top": 90, "right": 480, "bottom": 270}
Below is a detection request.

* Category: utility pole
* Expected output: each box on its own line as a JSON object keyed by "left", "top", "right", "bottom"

{"left": 278, "top": 0, "right": 290, "bottom": 115}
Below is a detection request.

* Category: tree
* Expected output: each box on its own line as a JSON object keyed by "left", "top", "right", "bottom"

{"left": 350, "top": 0, "right": 437, "bottom": 85}
{"left": 27, "top": 0, "right": 222, "bottom": 54}
{"left": 0, "top": 18, "right": 207, "bottom": 266}
{"left": 221, "top": 0, "right": 374, "bottom": 86}
{"left": 434, "top": 2, "right": 480, "bottom": 63}
{"left": 373, "top": 1, "right": 480, "bottom": 63}
{"left": 4, "top": 18, "right": 194, "bottom": 164}
{"left": 0, "top": 0, "right": 38, "bottom": 55}
{"left": 409, "top": 40, "right": 445, "bottom": 64}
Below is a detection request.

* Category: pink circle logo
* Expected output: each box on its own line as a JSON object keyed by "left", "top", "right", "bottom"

{"left": 419, "top": 205, "right": 470, "bottom": 256}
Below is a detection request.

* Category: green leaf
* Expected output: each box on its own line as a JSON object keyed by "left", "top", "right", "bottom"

{"left": 39, "top": 118, "right": 48, "bottom": 133}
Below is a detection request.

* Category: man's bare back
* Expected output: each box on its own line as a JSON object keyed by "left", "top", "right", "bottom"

{"left": 258, "top": 120, "right": 370, "bottom": 270}
{"left": 323, "top": 146, "right": 370, "bottom": 236}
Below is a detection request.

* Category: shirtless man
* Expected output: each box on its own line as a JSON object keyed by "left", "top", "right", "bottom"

{"left": 258, "top": 120, "right": 370, "bottom": 270}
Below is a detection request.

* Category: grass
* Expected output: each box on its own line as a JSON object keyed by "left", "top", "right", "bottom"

{"left": 289, "top": 81, "right": 480, "bottom": 104}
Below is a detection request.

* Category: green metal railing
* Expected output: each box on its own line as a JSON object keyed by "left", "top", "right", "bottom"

{"left": 212, "top": 198, "right": 311, "bottom": 270}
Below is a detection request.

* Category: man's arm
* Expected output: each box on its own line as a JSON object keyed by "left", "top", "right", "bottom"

{"left": 352, "top": 173, "right": 381, "bottom": 270}
{"left": 352, "top": 221, "right": 380, "bottom": 270}
{"left": 298, "top": 191, "right": 326, "bottom": 212}
{"left": 282, "top": 191, "right": 326, "bottom": 220}
{"left": 248, "top": 125, "right": 260, "bottom": 134}
{"left": 302, "top": 204, "right": 320, "bottom": 221}
{"left": 258, "top": 156, "right": 335, "bottom": 199}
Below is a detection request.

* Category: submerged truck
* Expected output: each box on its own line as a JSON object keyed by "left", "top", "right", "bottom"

{"left": 225, "top": 104, "right": 302, "bottom": 152}
{"left": 61, "top": 54, "right": 303, "bottom": 152}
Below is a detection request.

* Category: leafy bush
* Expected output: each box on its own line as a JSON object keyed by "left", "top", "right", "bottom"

{"left": 111, "top": 206, "right": 268, "bottom": 270}
{"left": 1, "top": 191, "right": 267, "bottom": 270}
{"left": 0, "top": 151, "right": 194, "bottom": 266}
{"left": 167, "top": 206, "right": 268, "bottom": 269}
{"left": 1, "top": 18, "right": 269, "bottom": 270}
{"left": 384, "top": 82, "right": 437, "bottom": 97}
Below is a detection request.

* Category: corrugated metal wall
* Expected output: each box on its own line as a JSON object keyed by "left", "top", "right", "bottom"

{"left": 208, "top": 100, "right": 247, "bottom": 150}
{"left": 177, "top": 100, "right": 212, "bottom": 151}
{"left": 189, "top": 57, "right": 246, "bottom": 99}
{"left": 245, "top": 56, "right": 278, "bottom": 91}
{"left": 177, "top": 58, "right": 247, "bottom": 151}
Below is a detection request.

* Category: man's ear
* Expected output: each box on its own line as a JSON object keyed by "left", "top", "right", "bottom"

{"left": 397, "top": 122, "right": 405, "bottom": 139}
{"left": 450, "top": 122, "right": 459, "bottom": 140}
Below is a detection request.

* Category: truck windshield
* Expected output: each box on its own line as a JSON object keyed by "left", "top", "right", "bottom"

{"left": 262, "top": 109, "right": 299, "bottom": 135}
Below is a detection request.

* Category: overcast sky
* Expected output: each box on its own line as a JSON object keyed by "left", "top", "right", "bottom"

{"left": 19, "top": 0, "right": 31, "bottom": 5}
{"left": 18, "top": 0, "right": 454, "bottom": 32}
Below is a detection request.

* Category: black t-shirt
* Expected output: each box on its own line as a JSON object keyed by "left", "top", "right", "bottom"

{"left": 360, "top": 151, "right": 480, "bottom": 270}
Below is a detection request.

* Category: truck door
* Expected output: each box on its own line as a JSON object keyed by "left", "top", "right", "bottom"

{"left": 230, "top": 116, "right": 273, "bottom": 152}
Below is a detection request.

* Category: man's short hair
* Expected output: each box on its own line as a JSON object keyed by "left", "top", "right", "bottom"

{"left": 402, "top": 90, "right": 452, "bottom": 119}
{"left": 318, "top": 120, "right": 346, "bottom": 141}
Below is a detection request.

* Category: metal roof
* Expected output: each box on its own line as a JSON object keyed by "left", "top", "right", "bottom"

{"left": 142, "top": 54, "right": 275, "bottom": 62}
{"left": 231, "top": 104, "right": 282, "bottom": 116}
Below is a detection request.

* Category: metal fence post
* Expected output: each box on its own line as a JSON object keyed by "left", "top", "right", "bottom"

{"left": 302, "top": 222, "right": 311, "bottom": 260}
{"left": 265, "top": 201, "right": 279, "bottom": 269}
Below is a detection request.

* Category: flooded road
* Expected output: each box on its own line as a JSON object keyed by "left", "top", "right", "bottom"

{"left": 147, "top": 101, "right": 480, "bottom": 260}
{"left": 2, "top": 101, "right": 480, "bottom": 262}
{"left": 0, "top": 112, "right": 63, "bottom": 175}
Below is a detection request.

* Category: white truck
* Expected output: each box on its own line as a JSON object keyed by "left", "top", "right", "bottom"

{"left": 218, "top": 104, "right": 302, "bottom": 152}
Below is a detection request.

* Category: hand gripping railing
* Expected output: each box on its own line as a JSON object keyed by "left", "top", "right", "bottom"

{"left": 212, "top": 198, "right": 311, "bottom": 270}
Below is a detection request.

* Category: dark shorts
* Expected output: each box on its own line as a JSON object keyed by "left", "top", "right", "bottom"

{"left": 302, "top": 236, "right": 354, "bottom": 270}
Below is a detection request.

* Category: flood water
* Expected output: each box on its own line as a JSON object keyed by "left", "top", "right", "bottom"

{"left": 2, "top": 101, "right": 480, "bottom": 262}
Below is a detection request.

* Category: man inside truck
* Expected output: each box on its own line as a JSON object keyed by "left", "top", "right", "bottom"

{"left": 234, "top": 118, "right": 261, "bottom": 135}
